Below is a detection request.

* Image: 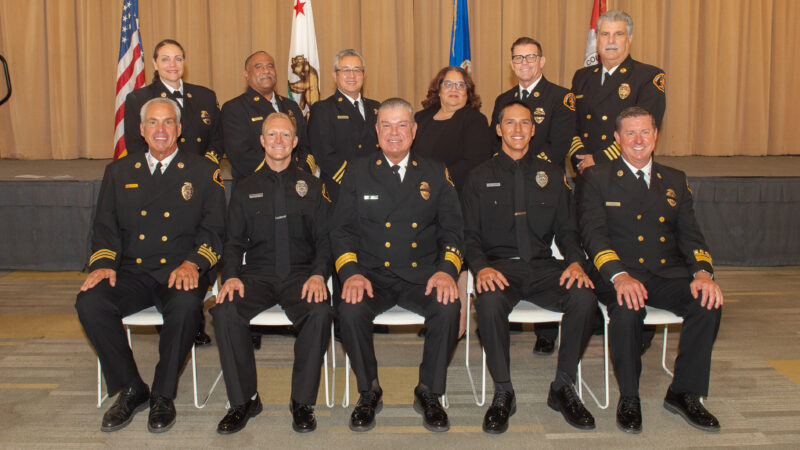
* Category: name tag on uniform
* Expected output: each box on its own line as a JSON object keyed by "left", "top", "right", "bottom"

{"left": 605, "top": 201, "right": 621, "bottom": 207}
{"left": 486, "top": 182, "right": 501, "bottom": 188}
{"left": 249, "top": 193, "right": 263, "bottom": 198}
{"left": 337, "top": 115, "right": 349, "bottom": 119}
{"left": 575, "top": 94, "right": 584, "bottom": 99}
{"left": 251, "top": 116, "right": 263, "bottom": 122}
{"left": 275, "top": 215, "right": 287, "bottom": 220}
{"left": 363, "top": 194, "right": 379, "bottom": 201}
{"left": 125, "top": 184, "right": 138, "bottom": 189}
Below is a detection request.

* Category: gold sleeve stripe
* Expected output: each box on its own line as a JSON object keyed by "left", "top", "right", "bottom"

{"left": 444, "top": 251, "right": 462, "bottom": 273}
{"left": 593, "top": 250, "right": 621, "bottom": 270}
{"left": 335, "top": 252, "right": 358, "bottom": 273}
{"left": 89, "top": 249, "right": 117, "bottom": 265}
{"left": 306, "top": 154, "right": 317, "bottom": 173}
{"left": 198, "top": 245, "right": 219, "bottom": 266}
{"left": 603, "top": 149, "right": 614, "bottom": 160}
{"left": 611, "top": 143, "right": 621, "bottom": 157}
{"left": 567, "top": 136, "right": 584, "bottom": 158}
{"left": 693, "top": 249, "right": 713, "bottom": 265}
{"left": 333, "top": 161, "right": 348, "bottom": 182}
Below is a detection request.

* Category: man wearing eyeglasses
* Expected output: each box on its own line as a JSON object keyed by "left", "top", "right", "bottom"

{"left": 308, "top": 49, "right": 380, "bottom": 202}
{"left": 490, "top": 37, "right": 577, "bottom": 171}
{"left": 489, "top": 36, "right": 578, "bottom": 356}
{"left": 569, "top": 10, "right": 666, "bottom": 176}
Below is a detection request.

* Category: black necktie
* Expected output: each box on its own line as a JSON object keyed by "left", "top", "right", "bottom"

{"left": 353, "top": 100, "right": 364, "bottom": 121}
{"left": 391, "top": 164, "right": 402, "bottom": 184}
{"left": 168, "top": 90, "right": 183, "bottom": 107}
{"left": 514, "top": 162, "right": 533, "bottom": 261}
{"left": 274, "top": 174, "right": 290, "bottom": 279}
{"left": 602, "top": 71, "right": 610, "bottom": 86}
{"left": 521, "top": 90, "right": 530, "bottom": 101}
{"left": 636, "top": 169, "right": 649, "bottom": 193}
{"left": 153, "top": 162, "right": 163, "bottom": 177}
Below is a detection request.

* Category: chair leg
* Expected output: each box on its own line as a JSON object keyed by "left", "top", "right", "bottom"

{"left": 661, "top": 325, "right": 674, "bottom": 377}
{"left": 97, "top": 357, "right": 108, "bottom": 408}
{"left": 580, "top": 311, "right": 610, "bottom": 409}
{"left": 343, "top": 354, "right": 351, "bottom": 408}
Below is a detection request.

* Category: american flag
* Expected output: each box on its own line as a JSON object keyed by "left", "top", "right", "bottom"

{"left": 113, "top": 0, "right": 145, "bottom": 160}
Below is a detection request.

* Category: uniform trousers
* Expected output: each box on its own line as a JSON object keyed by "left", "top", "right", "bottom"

{"left": 75, "top": 271, "right": 208, "bottom": 398}
{"left": 210, "top": 272, "right": 332, "bottom": 406}
{"left": 338, "top": 268, "right": 460, "bottom": 395}
{"left": 595, "top": 275, "right": 721, "bottom": 397}
{"left": 474, "top": 259, "right": 596, "bottom": 385}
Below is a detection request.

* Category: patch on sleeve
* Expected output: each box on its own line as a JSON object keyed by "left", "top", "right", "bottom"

{"left": 213, "top": 169, "right": 225, "bottom": 188}
{"left": 653, "top": 73, "right": 666, "bottom": 93}
{"left": 204, "top": 151, "right": 219, "bottom": 165}
{"left": 563, "top": 92, "right": 576, "bottom": 111}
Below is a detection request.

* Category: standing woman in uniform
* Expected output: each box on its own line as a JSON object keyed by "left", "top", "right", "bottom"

{"left": 123, "top": 39, "right": 222, "bottom": 346}
{"left": 412, "top": 66, "right": 492, "bottom": 338}
{"left": 123, "top": 39, "right": 223, "bottom": 160}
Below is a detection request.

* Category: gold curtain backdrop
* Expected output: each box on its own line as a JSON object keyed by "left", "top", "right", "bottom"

{"left": 0, "top": 0, "right": 798, "bottom": 159}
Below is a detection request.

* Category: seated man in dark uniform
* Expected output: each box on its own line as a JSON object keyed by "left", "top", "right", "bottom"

{"left": 331, "top": 98, "right": 463, "bottom": 433}
{"left": 76, "top": 98, "right": 225, "bottom": 433}
{"left": 463, "top": 101, "right": 597, "bottom": 434}
{"left": 211, "top": 112, "right": 332, "bottom": 435}
{"left": 579, "top": 106, "right": 723, "bottom": 434}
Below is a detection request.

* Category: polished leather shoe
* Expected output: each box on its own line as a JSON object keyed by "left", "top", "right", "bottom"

{"left": 616, "top": 396, "right": 642, "bottom": 434}
{"left": 547, "top": 383, "right": 595, "bottom": 430}
{"left": 194, "top": 330, "right": 212, "bottom": 346}
{"left": 349, "top": 389, "right": 382, "bottom": 432}
{"left": 533, "top": 336, "right": 556, "bottom": 356}
{"left": 482, "top": 390, "right": 516, "bottom": 434}
{"left": 147, "top": 393, "right": 176, "bottom": 433}
{"left": 252, "top": 334, "right": 262, "bottom": 350}
{"left": 663, "top": 388, "right": 720, "bottom": 432}
{"left": 412, "top": 386, "right": 449, "bottom": 432}
{"left": 217, "top": 394, "right": 263, "bottom": 434}
{"left": 101, "top": 384, "right": 150, "bottom": 432}
{"left": 290, "top": 399, "right": 317, "bottom": 433}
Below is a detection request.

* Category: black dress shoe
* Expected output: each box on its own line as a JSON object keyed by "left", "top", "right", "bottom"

{"left": 290, "top": 399, "right": 317, "bottom": 433}
{"left": 616, "top": 396, "right": 642, "bottom": 434}
{"left": 547, "top": 383, "right": 595, "bottom": 430}
{"left": 349, "top": 389, "right": 382, "bottom": 432}
{"left": 412, "top": 386, "right": 449, "bottom": 432}
{"left": 482, "top": 390, "right": 516, "bottom": 434}
{"left": 147, "top": 393, "right": 176, "bottom": 433}
{"left": 533, "top": 336, "right": 555, "bottom": 356}
{"left": 101, "top": 384, "right": 150, "bottom": 432}
{"left": 252, "top": 334, "right": 262, "bottom": 350}
{"left": 217, "top": 394, "right": 263, "bottom": 435}
{"left": 663, "top": 388, "right": 720, "bottom": 432}
{"left": 194, "top": 330, "right": 212, "bottom": 346}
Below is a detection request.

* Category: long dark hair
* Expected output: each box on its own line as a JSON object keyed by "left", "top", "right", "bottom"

{"left": 421, "top": 66, "right": 481, "bottom": 110}
{"left": 151, "top": 39, "right": 185, "bottom": 82}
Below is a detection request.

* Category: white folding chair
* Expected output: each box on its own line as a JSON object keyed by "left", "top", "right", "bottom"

{"left": 202, "top": 277, "right": 337, "bottom": 408}
{"left": 580, "top": 303, "right": 684, "bottom": 410}
{"left": 97, "top": 281, "right": 218, "bottom": 409}
{"left": 342, "top": 305, "right": 449, "bottom": 408}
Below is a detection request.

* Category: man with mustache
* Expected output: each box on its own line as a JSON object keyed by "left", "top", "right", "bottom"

{"left": 569, "top": 10, "right": 666, "bottom": 177}
{"left": 222, "top": 51, "right": 313, "bottom": 184}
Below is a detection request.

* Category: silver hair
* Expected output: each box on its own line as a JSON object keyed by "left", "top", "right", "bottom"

{"left": 334, "top": 48, "right": 365, "bottom": 72}
{"left": 140, "top": 97, "right": 181, "bottom": 123}
{"left": 379, "top": 97, "right": 414, "bottom": 117}
{"left": 597, "top": 10, "right": 634, "bottom": 36}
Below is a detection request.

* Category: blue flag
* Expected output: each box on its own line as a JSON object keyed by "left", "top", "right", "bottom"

{"left": 449, "top": 0, "right": 471, "bottom": 71}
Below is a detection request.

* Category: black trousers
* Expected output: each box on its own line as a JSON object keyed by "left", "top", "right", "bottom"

{"left": 474, "top": 259, "right": 596, "bottom": 385}
{"left": 210, "top": 273, "right": 332, "bottom": 406}
{"left": 337, "top": 268, "right": 460, "bottom": 395}
{"left": 596, "top": 275, "right": 722, "bottom": 397}
{"left": 75, "top": 271, "right": 207, "bottom": 399}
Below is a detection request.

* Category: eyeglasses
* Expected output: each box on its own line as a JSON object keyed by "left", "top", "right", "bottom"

{"left": 442, "top": 80, "right": 467, "bottom": 90}
{"left": 335, "top": 67, "right": 364, "bottom": 75}
{"left": 511, "top": 54, "right": 541, "bottom": 64}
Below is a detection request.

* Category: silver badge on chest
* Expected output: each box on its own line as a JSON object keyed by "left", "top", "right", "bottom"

{"left": 535, "top": 171, "right": 549, "bottom": 188}
{"left": 295, "top": 179, "right": 308, "bottom": 197}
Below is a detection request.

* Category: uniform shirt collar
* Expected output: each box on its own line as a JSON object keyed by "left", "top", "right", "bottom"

{"left": 383, "top": 152, "right": 410, "bottom": 181}
{"left": 519, "top": 76, "right": 542, "bottom": 96}
{"left": 160, "top": 79, "right": 184, "bottom": 95}
{"left": 338, "top": 90, "right": 362, "bottom": 104}
{"left": 621, "top": 157, "right": 653, "bottom": 185}
{"left": 146, "top": 149, "right": 179, "bottom": 174}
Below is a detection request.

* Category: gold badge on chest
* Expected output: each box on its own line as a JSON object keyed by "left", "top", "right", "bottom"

{"left": 535, "top": 171, "right": 549, "bottom": 188}
{"left": 181, "top": 182, "right": 194, "bottom": 201}
{"left": 419, "top": 181, "right": 431, "bottom": 200}
{"left": 201, "top": 110, "right": 210, "bottom": 125}
{"left": 533, "top": 107, "right": 546, "bottom": 124}
{"left": 666, "top": 188, "right": 677, "bottom": 207}
{"left": 618, "top": 83, "right": 631, "bottom": 100}
{"left": 296, "top": 179, "right": 308, "bottom": 197}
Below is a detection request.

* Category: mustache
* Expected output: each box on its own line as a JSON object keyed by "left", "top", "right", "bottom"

{"left": 258, "top": 73, "right": 276, "bottom": 82}
{"left": 603, "top": 45, "right": 620, "bottom": 51}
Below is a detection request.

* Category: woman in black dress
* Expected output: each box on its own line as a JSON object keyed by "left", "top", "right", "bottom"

{"left": 123, "top": 39, "right": 222, "bottom": 159}
{"left": 413, "top": 66, "right": 492, "bottom": 337}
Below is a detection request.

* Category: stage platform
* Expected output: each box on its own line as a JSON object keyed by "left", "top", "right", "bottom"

{"left": 0, "top": 156, "right": 798, "bottom": 270}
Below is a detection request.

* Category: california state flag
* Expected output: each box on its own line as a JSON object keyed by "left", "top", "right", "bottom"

{"left": 287, "top": 0, "right": 321, "bottom": 116}
{"left": 583, "top": 0, "right": 607, "bottom": 67}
